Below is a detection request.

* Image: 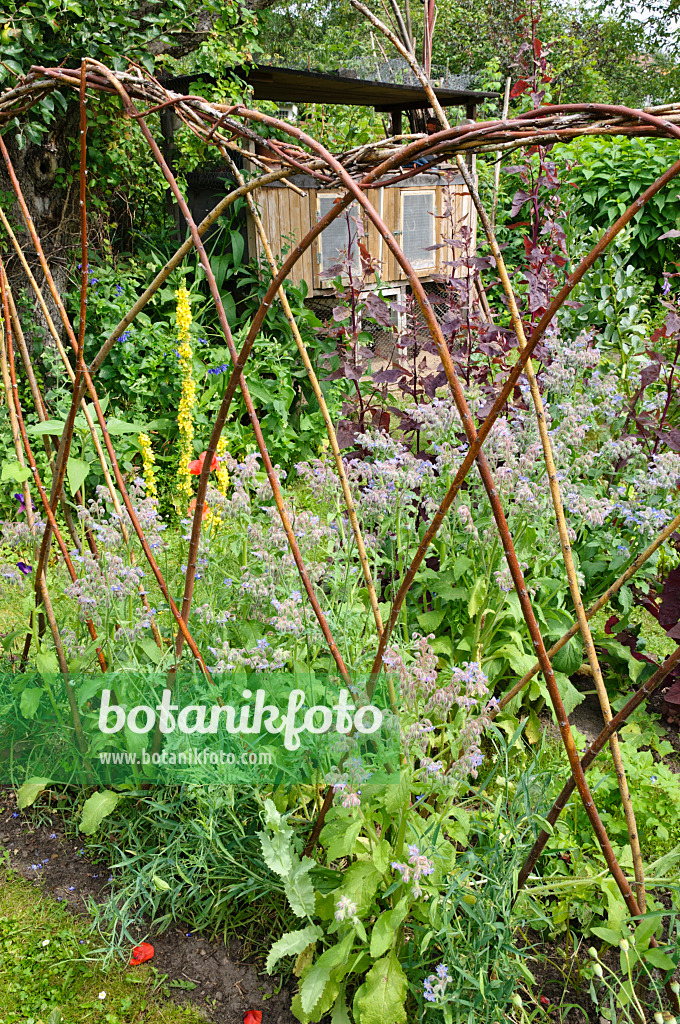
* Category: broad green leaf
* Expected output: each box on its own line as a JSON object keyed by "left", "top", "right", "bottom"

{"left": 590, "top": 926, "right": 623, "bottom": 946}
{"left": 384, "top": 769, "right": 410, "bottom": 814}
{"left": 642, "top": 947, "right": 677, "bottom": 971}
{"left": 325, "top": 818, "right": 362, "bottom": 863}
{"left": 554, "top": 671, "right": 585, "bottom": 716}
{"left": 301, "top": 933, "right": 353, "bottom": 1015}
{"left": 452, "top": 554, "right": 473, "bottom": 580}
{"left": 370, "top": 897, "right": 408, "bottom": 959}
{"left": 79, "top": 790, "right": 123, "bottom": 835}
{"left": 371, "top": 838, "right": 392, "bottom": 875}
{"left": 336, "top": 861, "right": 381, "bottom": 917}
{"left": 152, "top": 874, "right": 171, "bottom": 892}
{"left": 0, "top": 460, "right": 32, "bottom": 484}
{"left": 266, "top": 925, "right": 323, "bottom": 974}
{"left": 67, "top": 457, "right": 90, "bottom": 497}
{"left": 416, "top": 609, "right": 445, "bottom": 632}
{"left": 105, "top": 417, "right": 145, "bottom": 435}
{"left": 36, "top": 650, "right": 59, "bottom": 680}
{"left": 634, "top": 914, "right": 663, "bottom": 950}
{"left": 353, "top": 951, "right": 407, "bottom": 1024}
{"left": 25, "top": 419, "right": 66, "bottom": 437}
{"left": 16, "top": 777, "right": 53, "bottom": 810}
{"left": 20, "top": 687, "right": 43, "bottom": 719}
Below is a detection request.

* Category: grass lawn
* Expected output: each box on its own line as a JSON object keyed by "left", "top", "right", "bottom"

{"left": 0, "top": 865, "right": 208, "bottom": 1024}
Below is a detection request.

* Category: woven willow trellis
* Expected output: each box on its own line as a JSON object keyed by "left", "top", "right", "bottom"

{"left": 2, "top": 39, "right": 680, "bottom": 1005}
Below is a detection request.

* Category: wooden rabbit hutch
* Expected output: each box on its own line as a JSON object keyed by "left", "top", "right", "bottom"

{"left": 162, "top": 66, "right": 498, "bottom": 351}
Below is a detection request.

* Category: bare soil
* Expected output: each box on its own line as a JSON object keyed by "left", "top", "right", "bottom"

{"left": 0, "top": 787, "right": 298, "bottom": 1024}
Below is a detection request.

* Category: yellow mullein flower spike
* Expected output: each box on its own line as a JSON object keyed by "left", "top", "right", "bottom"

{"left": 138, "top": 433, "right": 157, "bottom": 498}
{"left": 175, "top": 285, "right": 195, "bottom": 502}
{"left": 215, "top": 436, "right": 230, "bottom": 495}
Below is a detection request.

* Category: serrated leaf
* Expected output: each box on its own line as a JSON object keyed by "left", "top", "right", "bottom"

{"left": 266, "top": 925, "right": 323, "bottom": 974}
{"left": 79, "top": 790, "right": 122, "bottom": 835}
{"left": 330, "top": 985, "right": 351, "bottom": 1024}
{"left": 353, "top": 951, "right": 407, "bottom": 1024}
{"left": 259, "top": 829, "right": 293, "bottom": 878}
{"left": 284, "top": 858, "right": 316, "bottom": 917}
{"left": 20, "top": 687, "right": 43, "bottom": 719}
{"left": 16, "top": 777, "right": 53, "bottom": 810}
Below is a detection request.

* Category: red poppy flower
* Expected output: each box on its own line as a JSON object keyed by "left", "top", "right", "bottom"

{"left": 188, "top": 451, "right": 218, "bottom": 475}
{"left": 244, "top": 1012, "right": 262, "bottom": 1024}
{"left": 129, "top": 942, "right": 154, "bottom": 966}
{"left": 188, "top": 497, "right": 210, "bottom": 520}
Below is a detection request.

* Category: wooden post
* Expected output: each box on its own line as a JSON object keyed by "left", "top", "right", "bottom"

{"left": 390, "top": 108, "right": 403, "bottom": 137}
{"left": 465, "top": 102, "right": 476, "bottom": 171}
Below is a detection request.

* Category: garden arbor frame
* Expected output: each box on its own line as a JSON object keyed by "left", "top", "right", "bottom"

{"left": 2, "top": 47, "right": 680, "bottom": 1007}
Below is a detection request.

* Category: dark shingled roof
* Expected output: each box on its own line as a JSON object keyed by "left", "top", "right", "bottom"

{"left": 161, "top": 65, "right": 498, "bottom": 112}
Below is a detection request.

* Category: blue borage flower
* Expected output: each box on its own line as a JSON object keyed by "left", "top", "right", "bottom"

{"left": 207, "top": 364, "right": 229, "bottom": 375}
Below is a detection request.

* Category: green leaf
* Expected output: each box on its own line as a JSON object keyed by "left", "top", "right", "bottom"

{"left": 16, "top": 777, "right": 53, "bottom": 810}
{"left": 105, "top": 417, "right": 145, "bottom": 436}
{"left": 642, "top": 948, "right": 677, "bottom": 971}
{"left": 79, "top": 790, "right": 123, "bottom": 835}
{"left": 67, "top": 457, "right": 90, "bottom": 497}
{"left": 24, "top": 419, "right": 66, "bottom": 437}
{"left": 266, "top": 925, "right": 323, "bottom": 974}
{"left": 230, "top": 229, "right": 245, "bottom": 268}
{"left": 325, "top": 818, "right": 362, "bottom": 863}
{"left": 370, "top": 897, "right": 408, "bottom": 959}
{"left": 36, "top": 650, "right": 59, "bottom": 680}
{"left": 452, "top": 554, "right": 473, "bottom": 580}
{"left": 590, "top": 926, "right": 623, "bottom": 946}
{"left": 301, "top": 933, "right": 354, "bottom": 1015}
{"left": 384, "top": 769, "right": 410, "bottom": 814}
{"left": 467, "top": 577, "right": 487, "bottom": 618}
{"left": 20, "top": 687, "right": 43, "bottom": 719}
{"left": 0, "top": 460, "right": 32, "bottom": 484}
{"left": 152, "top": 874, "right": 171, "bottom": 892}
{"left": 330, "top": 986, "right": 352, "bottom": 1024}
{"left": 336, "top": 861, "right": 381, "bottom": 917}
{"left": 416, "top": 609, "right": 445, "bottom": 632}
{"left": 284, "top": 858, "right": 316, "bottom": 918}
{"left": 554, "top": 671, "right": 585, "bottom": 716}
{"left": 259, "top": 830, "right": 293, "bottom": 878}
{"left": 353, "top": 951, "right": 407, "bottom": 1024}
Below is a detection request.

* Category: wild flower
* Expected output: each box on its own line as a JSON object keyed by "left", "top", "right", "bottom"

{"left": 215, "top": 436, "right": 230, "bottom": 495}
{"left": 423, "top": 963, "right": 450, "bottom": 1003}
{"left": 334, "top": 895, "right": 358, "bottom": 921}
{"left": 137, "top": 433, "right": 157, "bottom": 498}
{"left": 175, "top": 284, "right": 196, "bottom": 502}
{"left": 391, "top": 844, "right": 434, "bottom": 897}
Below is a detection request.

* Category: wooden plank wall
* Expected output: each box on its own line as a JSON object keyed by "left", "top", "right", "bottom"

{"left": 250, "top": 184, "right": 315, "bottom": 290}
{"left": 250, "top": 176, "right": 476, "bottom": 294}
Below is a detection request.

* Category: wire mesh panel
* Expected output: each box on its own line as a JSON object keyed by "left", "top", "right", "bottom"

{"left": 401, "top": 190, "right": 436, "bottom": 270}
{"left": 317, "top": 194, "right": 361, "bottom": 278}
